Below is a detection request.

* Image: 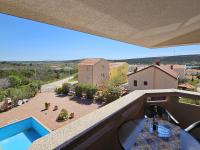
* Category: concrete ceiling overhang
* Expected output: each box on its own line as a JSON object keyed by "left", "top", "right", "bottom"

{"left": 1, "top": 0, "right": 200, "bottom": 48}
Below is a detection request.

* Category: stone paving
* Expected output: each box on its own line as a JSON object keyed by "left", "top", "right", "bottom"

{"left": 0, "top": 92, "right": 100, "bottom": 131}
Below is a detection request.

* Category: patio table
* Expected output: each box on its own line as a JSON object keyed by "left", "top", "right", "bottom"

{"left": 118, "top": 118, "right": 200, "bottom": 150}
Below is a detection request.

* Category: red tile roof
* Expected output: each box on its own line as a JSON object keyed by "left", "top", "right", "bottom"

{"left": 155, "top": 65, "right": 179, "bottom": 79}
{"left": 161, "top": 64, "right": 186, "bottom": 69}
{"left": 128, "top": 64, "right": 179, "bottom": 79}
{"left": 79, "top": 58, "right": 102, "bottom": 66}
{"left": 178, "top": 83, "right": 195, "bottom": 89}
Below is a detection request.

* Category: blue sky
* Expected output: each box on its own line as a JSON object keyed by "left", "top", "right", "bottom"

{"left": 0, "top": 13, "right": 200, "bottom": 61}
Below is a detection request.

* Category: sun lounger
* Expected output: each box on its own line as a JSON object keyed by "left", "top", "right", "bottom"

{"left": 17, "top": 100, "right": 23, "bottom": 106}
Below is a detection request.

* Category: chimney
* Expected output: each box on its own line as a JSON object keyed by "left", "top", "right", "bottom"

{"left": 134, "top": 67, "right": 138, "bottom": 73}
{"left": 155, "top": 59, "right": 160, "bottom": 66}
{"left": 170, "top": 65, "right": 174, "bottom": 70}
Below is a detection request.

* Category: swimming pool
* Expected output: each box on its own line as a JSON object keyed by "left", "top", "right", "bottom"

{"left": 0, "top": 117, "right": 50, "bottom": 150}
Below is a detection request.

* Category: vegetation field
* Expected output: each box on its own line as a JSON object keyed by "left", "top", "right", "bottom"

{"left": 0, "top": 61, "right": 78, "bottom": 102}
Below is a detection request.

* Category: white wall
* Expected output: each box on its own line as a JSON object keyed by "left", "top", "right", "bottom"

{"left": 78, "top": 65, "right": 93, "bottom": 85}
{"left": 93, "top": 60, "right": 109, "bottom": 86}
{"left": 128, "top": 66, "right": 178, "bottom": 91}
{"left": 128, "top": 67, "right": 154, "bottom": 91}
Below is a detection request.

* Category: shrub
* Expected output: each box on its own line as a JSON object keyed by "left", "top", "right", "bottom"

{"left": 57, "top": 109, "right": 68, "bottom": 121}
{"left": 55, "top": 87, "right": 63, "bottom": 95}
{"left": 0, "top": 90, "right": 7, "bottom": 102}
{"left": 54, "top": 83, "right": 71, "bottom": 95}
{"left": 95, "top": 91, "right": 105, "bottom": 103}
{"left": 103, "top": 86, "right": 122, "bottom": 103}
{"left": 85, "top": 85, "right": 97, "bottom": 99}
{"left": 62, "top": 83, "right": 70, "bottom": 95}
{"left": 75, "top": 84, "right": 83, "bottom": 97}
{"left": 5, "top": 81, "right": 41, "bottom": 101}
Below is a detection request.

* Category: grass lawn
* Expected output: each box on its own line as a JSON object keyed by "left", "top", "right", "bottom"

{"left": 179, "top": 97, "right": 200, "bottom": 106}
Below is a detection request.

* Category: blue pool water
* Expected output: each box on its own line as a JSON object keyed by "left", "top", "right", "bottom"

{"left": 0, "top": 117, "right": 50, "bottom": 150}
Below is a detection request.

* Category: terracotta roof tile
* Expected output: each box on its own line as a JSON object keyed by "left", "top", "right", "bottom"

{"left": 178, "top": 83, "right": 195, "bottom": 89}
{"left": 155, "top": 65, "right": 179, "bottom": 79}
{"left": 128, "top": 64, "right": 179, "bottom": 79}
{"left": 79, "top": 58, "right": 102, "bottom": 66}
{"left": 161, "top": 64, "right": 186, "bottom": 69}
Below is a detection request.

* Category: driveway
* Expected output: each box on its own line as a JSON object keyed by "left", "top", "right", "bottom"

{"left": 41, "top": 76, "right": 77, "bottom": 92}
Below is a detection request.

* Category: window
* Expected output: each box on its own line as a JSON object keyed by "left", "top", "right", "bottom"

{"left": 133, "top": 80, "right": 137, "bottom": 86}
{"left": 144, "top": 81, "right": 148, "bottom": 86}
{"left": 151, "top": 97, "right": 166, "bottom": 101}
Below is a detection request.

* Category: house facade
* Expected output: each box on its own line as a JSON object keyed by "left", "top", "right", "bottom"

{"left": 128, "top": 65, "right": 178, "bottom": 91}
{"left": 109, "top": 62, "right": 129, "bottom": 83}
{"left": 78, "top": 58, "right": 109, "bottom": 86}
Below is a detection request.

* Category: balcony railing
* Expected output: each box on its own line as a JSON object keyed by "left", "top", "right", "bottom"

{"left": 30, "top": 89, "right": 200, "bottom": 150}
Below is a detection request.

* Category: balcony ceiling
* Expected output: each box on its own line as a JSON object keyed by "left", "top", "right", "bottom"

{"left": 1, "top": 0, "right": 200, "bottom": 48}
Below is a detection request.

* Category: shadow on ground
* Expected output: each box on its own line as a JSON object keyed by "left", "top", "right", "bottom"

{"left": 70, "top": 96, "right": 93, "bottom": 105}
{"left": 69, "top": 96, "right": 106, "bottom": 107}
{"left": 55, "top": 94, "right": 68, "bottom": 97}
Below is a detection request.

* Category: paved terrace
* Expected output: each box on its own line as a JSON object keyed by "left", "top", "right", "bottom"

{"left": 29, "top": 89, "right": 200, "bottom": 150}
{"left": 0, "top": 92, "right": 100, "bottom": 130}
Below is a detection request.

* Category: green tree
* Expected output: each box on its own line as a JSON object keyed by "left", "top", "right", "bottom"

{"left": 109, "top": 76, "right": 123, "bottom": 87}
{"left": 103, "top": 85, "right": 122, "bottom": 103}
{"left": 8, "top": 75, "right": 21, "bottom": 87}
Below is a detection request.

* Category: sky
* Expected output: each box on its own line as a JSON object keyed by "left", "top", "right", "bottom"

{"left": 0, "top": 13, "right": 200, "bottom": 61}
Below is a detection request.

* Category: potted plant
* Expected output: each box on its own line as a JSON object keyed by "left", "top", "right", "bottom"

{"left": 69, "top": 112, "right": 75, "bottom": 119}
{"left": 45, "top": 102, "right": 50, "bottom": 110}
{"left": 53, "top": 105, "right": 58, "bottom": 111}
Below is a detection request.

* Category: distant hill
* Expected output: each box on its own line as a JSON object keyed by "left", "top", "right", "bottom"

{"left": 111, "top": 54, "right": 200, "bottom": 65}
{"left": 1, "top": 54, "right": 200, "bottom": 65}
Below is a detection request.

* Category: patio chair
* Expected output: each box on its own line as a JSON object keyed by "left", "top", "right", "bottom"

{"left": 69, "top": 113, "right": 75, "bottom": 119}
{"left": 185, "top": 121, "right": 200, "bottom": 132}
{"left": 185, "top": 121, "right": 200, "bottom": 142}
{"left": 17, "top": 100, "right": 23, "bottom": 106}
{"left": 23, "top": 99, "right": 28, "bottom": 103}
